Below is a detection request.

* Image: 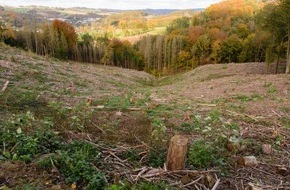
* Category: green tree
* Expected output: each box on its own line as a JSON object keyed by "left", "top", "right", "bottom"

{"left": 217, "top": 35, "right": 243, "bottom": 63}
{"left": 257, "top": 1, "right": 290, "bottom": 73}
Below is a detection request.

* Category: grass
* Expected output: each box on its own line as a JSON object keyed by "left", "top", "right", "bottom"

{"left": 232, "top": 93, "right": 264, "bottom": 102}
{"left": 138, "top": 75, "right": 182, "bottom": 87}
{"left": 202, "top": 73, "right": 235, "bottom": 81}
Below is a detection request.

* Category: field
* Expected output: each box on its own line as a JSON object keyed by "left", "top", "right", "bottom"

{"left": 0, "top": 43, "right": 289, "bottom": 189}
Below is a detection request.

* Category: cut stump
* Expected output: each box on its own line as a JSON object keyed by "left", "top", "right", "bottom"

{"left": 166, "top": 135, "right": 189, "bottom": 171}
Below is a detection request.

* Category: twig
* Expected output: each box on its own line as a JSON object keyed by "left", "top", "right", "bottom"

{"left": 91, "top": 122, "right": 105, "bottom": 133}
{"left": 272, "top": 110, "right": 282, "bottom": 118}
{"left": 244, "top": 114, "right": 259, "bottom": 122}
{"left": 135, "top": 167, "right": 148, "bottom": 181}
{"left": 1, "top": 81, "right": 9, "bottom": 92}
{"left": 50, "top": 157, "right": 59, "bottom": 174}
{"left": 134, "top": 134, "right": 150, "bottom": 149}
{"left": 194, "top": 184, "right": 201, "bottom": 190}
{"left": 140, "top": 170, "right": 166, "bottom": 178}
{"left": 109, "top": 152, "right": 126, "bottom": 163}
{"left": 183, "top": 176, "right": 203, "bottom": 187}
{"left": 211, "top": 179, "right": 220, "bottom": 190}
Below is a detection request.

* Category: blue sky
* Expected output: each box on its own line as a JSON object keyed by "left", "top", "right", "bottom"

{"left": 0, "top": 0, "right": 223, "bottom": 9}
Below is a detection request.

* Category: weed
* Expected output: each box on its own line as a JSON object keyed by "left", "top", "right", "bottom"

{"left": 0, "top": 112, "right": 63, "bottom": 162}
{"left": 151, "top": 118, "right": 167, "bottom": 149}
{"left": 48, "top": 101, "right": 92, "bottom": 131}
{"left": 103, "top": 95, "right": 131, "bottom": 110}
{"left": 267, "top": 86, "right": 277, "bottom": 94}
{"left": 54, "top": 141, "right": 105, "bottom": 189}
{"left": 14, "top": 184, "right": 39, "bottom": 190}
{"left": 279, "top": 116, "right": 290, "bottom": 129}
{"left": 178, "top": 115, "right": 202, "bottom": 132}
{"left": 148, "top": 148, "right": 167, "bottom": 168}
{"left": 263, "top": 81, "right": 272, "bottom": 88}
{"left": 188, "top": 139, "right": 224, "bottom": 169}
{"left": 146, "top": 104, "right": 173, "bottom": 118}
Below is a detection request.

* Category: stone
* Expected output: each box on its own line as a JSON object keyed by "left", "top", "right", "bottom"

{"left": 237, "top": 156, "right": 258, "bottom": 167}
{"left": 262, "top": 144, "right": 272, "bottom": 155}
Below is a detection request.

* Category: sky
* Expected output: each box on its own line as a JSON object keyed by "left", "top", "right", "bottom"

{"left": 0, "top": 0, "right": 223, "bottom": 10}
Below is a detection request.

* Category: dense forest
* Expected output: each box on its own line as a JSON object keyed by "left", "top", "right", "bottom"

{"left": 0, "top": 0, "right": 289, "bottom": 75}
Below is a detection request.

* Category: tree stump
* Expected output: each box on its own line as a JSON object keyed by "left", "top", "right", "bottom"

{"left": 166, "top": 135, "right": 189, "bottom": 171}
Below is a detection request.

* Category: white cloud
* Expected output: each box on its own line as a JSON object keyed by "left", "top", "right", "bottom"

{"left": 0, "top": 0, "right": 222, "bottom": 9}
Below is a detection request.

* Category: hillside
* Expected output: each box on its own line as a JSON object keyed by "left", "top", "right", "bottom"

{"left": 0, "top": 44, "right": 289, "bottom": 189}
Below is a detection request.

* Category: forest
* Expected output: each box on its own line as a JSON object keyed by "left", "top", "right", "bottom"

{"left": 1, "top": 0, "right": 290, "bottom": 189}
{"left": 0, "top": 0, "right": 289, "bottom": 76}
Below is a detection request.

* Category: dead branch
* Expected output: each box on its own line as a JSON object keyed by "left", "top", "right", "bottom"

{"left": 1, "top": 81, "right": 9, "bottom": 92}
{"left": 183, "top": 176, "right": 203, "bottom": 187}
{"left": 211, "top": 179, "right": 220, "bottom": 190}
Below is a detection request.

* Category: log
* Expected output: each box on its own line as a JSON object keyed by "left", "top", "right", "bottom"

{"left": 166, "top": 135, "right": 189, "bottom": 171}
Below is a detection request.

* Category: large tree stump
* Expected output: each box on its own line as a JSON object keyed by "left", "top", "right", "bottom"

{"left": 166, "top": 135, "right": 189, "bottom": 171}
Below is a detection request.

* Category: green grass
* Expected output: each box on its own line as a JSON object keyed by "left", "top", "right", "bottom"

{"left": 146, "top": 104, "right": 174, "bottom": 118}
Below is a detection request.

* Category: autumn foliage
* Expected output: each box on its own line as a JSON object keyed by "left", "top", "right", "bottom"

{"left": 1, "top": 0, "right": 289, "bottom": 75}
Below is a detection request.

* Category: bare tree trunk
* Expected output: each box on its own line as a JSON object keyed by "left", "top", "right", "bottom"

{"left": 276, "top": 55, "right": 280, "bottom": 74}
{"left": 166, "top": 135, "right": 188, "bottom": 171}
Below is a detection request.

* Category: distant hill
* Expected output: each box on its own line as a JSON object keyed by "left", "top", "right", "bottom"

{"left": 142, "top": 8, "right": 204, "bottom": 15}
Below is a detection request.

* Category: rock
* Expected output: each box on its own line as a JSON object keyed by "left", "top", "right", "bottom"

{"left": 237, "top": 156, "right": 258, "bottom": 167}
{"left": 262, "top": 144, "right": 272, "bottom": 155}
{"left": 115, "top": 111, "right": 122, "bottom": 116}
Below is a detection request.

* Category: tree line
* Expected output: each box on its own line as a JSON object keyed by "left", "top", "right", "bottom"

{"left": 0, "top": 19, "right": 144, "bottom": 71}
{"left": 0, "top": 0, "right": 289, "bottom": 75}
